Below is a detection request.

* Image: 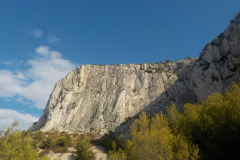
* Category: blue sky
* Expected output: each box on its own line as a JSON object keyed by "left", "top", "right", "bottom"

{"left": 1, "top": 0, "right": 240, "bottom": 129}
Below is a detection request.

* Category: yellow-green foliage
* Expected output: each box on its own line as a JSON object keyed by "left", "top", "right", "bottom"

{"left": 34, "top": 130, "right": 44, "bottom": 141}
{"left": 0, "top": 120, "right": 50, "bottom": 160}
{"left": 75, "top": 139, "right": 95, "bottom": 160}
{"left": 109, "top": 83, "right": 240, "bottom": 160}
{"left": 167, "top": 83, "right": 240, "bottom": 159}
{"left": 108, "top": 112, "right": 199, "bottom": 160}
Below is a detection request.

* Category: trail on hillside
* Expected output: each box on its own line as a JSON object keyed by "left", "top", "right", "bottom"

{"left": 90, "top": 145, "right": 107, "bottom": 160}
{"left": 46, "top": 147, "right": 77, "bottom": 160}
{"left": 45, "top": 145, "right": 107, "bottom": 160}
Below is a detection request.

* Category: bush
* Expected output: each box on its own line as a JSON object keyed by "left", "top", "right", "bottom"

{"left": 76, "top": 140, "right": 95, "bottom": 160}
{"left": 56, "top": 138, "right": 68, "bottom": 147}
{"left": 32, "top": 139, "right": 39, "bottom": 150}
{"left": 21, "top": 129, "right": 32, "bottom": 137}
{"left": 108, "top": 112, "right": 199, "bottom": 160}
{"left": 167, "top": 83, "right": 240, "bottom": 159}
{"left": 42, "top": 137, "right": 54, "bottom": 149}
{"left": 0, "top": 120, "right": 47, "bottom": 160}
{"left": 56, "top": 134, "right": 71, "bottom": 147}
{"left": 165, "top": 59, "right": 171, "bottom": 63}
{"left": 34, "top": 130, "right": 44, "bottom": 141}
{"left": 108, "top": 83, "right": 240, "bottom": 160}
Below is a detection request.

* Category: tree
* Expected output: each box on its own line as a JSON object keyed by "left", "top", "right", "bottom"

{"left": 42, "top": 137, "right": 54, "bottom": 149}
{"left": 0, "top": 120, "right": 47, "bottom": 160}
{"left": 108, "top": 112, "right": 199, "bottom": 160}
{"left": 76, "top": 140, "right": 95, "bottom": 160}
{"left": 165, "top": 59, "right": 171, "bottom": 63}
{"left": 56, "top": 135, "right": 71, "bottom": 147}
{"left": 166, "top": 83, "right": 240, "bottom": 159}
{"left": 34, "top": 130, "right": 44, "bottom": 141}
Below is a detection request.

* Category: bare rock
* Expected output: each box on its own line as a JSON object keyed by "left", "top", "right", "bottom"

{"left": 30, "top": 12, "right": 240, "bottom": 134}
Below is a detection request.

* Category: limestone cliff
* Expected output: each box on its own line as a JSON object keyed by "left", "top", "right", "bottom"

{"left": 190, "top": 12, "right": 240, "bottom": 101}
{"left": 30, "top": 12, "right": 240, "bottom": 133}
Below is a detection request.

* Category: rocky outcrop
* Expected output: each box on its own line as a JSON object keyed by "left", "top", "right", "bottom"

{"left": 30, "top": 60, "right": 196, "bottom": 133}
{"left": 190, "top": 12, "right": 240, "bottom": 102}
{"left": 30, "top": 12, "right": 240, "bottom": 134}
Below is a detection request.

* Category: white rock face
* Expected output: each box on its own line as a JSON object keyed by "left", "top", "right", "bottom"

{"left": 30, "top": 12, "right": 240, "bottom": 133}
{"left": 30, "top": 61, "right": 196, "bottom": 133}
{"left": 190, "top": 12, "right": 240, "bottom": 102}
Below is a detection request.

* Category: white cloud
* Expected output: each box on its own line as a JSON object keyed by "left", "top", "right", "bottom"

{"left": 0, "top": 60, "right": 16, "bottom": 65}
{"left": 27, "top": 29, "right": 43, "bottom": 38}
{"left": 0, "top": 70, "right": 25, "bottom": 97}
{"left": 0, "top": 46, "right": 76, "bottom": 109}
{"left": 47, "top": 35, "right": 61, "bottom": 44}
{"left": 0, "top": 109, "right": 38, "bottom": 130}
{"left": 36, "top": 45, "right": 49, "bottom": 56}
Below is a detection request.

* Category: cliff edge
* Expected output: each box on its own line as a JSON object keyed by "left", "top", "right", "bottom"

{"left": 30, "top": 12, "right": 240, "bottom": 134}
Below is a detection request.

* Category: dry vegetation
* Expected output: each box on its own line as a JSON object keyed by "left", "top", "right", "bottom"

{"left": 31, "top": 130, "right": 98, "bottom": 159}
{"left": 1, "top": 82, "right": 240, "bottom": 160}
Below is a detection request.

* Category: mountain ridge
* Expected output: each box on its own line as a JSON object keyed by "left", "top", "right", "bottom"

{"left": 30, "top": 12, "right": 240, "bottom": 134}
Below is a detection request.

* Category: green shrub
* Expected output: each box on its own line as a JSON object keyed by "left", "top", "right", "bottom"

{"left": 167, "top": 83, "right": 240, "bottom": 159}
{"left": 32, "top": 139, "right": 39, "bottom": 150}
{"left": 108, "top": 83, "right": 240, "bottom": 160}
{"left": 154, "top": 68, "right": 163, "bottom": 72}
{"left": 34, "top": 130, "right": 44, "bottom": 141}
{"left": 76, "top": 140, "right": 95, "bottom": 160}
{"left": 56, "top": 138, "right": 69, "bottom": 147}
{"left": 42, "top": 137, "right": 54, "bottom": 149}
{"left": 165, "top": 59, "right": 171, "bottom": 63}
{"left": 0, "top": 120, "right": 44, "bottom": 160}
{"left": 108, "top": 112, "right": 199, "bottom": 160}
{"left": 21, "top": 129, "right": 32, "bottom": 137}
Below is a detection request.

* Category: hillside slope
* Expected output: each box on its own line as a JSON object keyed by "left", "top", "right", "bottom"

{"left": 30, "top": 12, "right": 240, "bottom": 134}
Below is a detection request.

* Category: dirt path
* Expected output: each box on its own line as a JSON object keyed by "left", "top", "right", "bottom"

{"left": 45, "top": 145, "right": 107, "bottom": 160}
{"left": 46, "top": 147, "right": 77, "bottom": 160}
{"left": 90, "top": 145, "right": 107, "bottom": 160}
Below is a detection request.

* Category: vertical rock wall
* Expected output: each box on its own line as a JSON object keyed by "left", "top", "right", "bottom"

{"left": 30, "top": 12, "right": 240, "bottom": 134}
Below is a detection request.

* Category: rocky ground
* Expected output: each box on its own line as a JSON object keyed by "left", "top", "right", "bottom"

{"left": 43, "top": 145, "right": 107, "bottom": 160}
{"left": 90, "top": 145, "right": 107, "bottom": 160}
{"left": 45, "top": 147, "right": 76, "bottom": 160}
